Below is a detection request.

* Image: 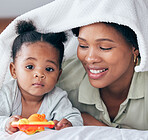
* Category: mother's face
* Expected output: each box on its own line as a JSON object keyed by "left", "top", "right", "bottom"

{"left": 77, "top": 23, "right": 136, "bottom": 88}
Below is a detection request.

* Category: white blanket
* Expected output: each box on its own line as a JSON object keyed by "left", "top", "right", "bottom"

{"left": 0, "top": 0, "right": 148, "bottom": 139}
{"left": 0, "top": 0, "right": 148, "bottom": 88}
{"left": 1, "top": 126, "right": 148, "bottom": 140}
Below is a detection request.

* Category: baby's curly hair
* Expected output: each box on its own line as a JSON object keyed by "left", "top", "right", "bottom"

{"left": 12, "top": 20, "right": 67, "bottom": 69}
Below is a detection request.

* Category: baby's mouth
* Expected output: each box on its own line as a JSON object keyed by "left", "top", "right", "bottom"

{"left": 32, "top": 83, "right": 44, "bottom": 87}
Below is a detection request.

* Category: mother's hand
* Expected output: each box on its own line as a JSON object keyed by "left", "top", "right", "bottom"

{"left": 81, "top": 113, "right": 107, "bottom": 126}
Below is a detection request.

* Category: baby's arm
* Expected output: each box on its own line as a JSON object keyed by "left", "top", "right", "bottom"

{"left": 53, "top": 119, "right": 72, "bottom": 130}
{"left": 5, "top": 115, "right": 22, "bottom": 134}
{"left": 0, "top": 80, "right": 21, "bottom": 133}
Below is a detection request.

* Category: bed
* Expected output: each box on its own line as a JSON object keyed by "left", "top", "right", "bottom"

{"left": 1, "top": 126, "right": 148, "bottom": 140}
{"left": 0, "top": 0, "right": 148, "bottom": 140}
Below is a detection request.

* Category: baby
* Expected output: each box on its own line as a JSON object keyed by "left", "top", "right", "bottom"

{"left": 0, "top": 20, "right": 83, "bottom": 134}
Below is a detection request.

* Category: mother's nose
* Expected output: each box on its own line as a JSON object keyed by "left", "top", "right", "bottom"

{"left": 85, "top": 47, "right": 102, "bottom": 63}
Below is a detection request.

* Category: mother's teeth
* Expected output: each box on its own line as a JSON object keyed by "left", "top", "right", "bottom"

{"left": 90, "top": 69, "right": 106, "bottom": 74}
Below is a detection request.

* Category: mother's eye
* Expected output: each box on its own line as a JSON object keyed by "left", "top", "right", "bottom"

{"left": 100, "top": 46, "right": 112, "bottom": 50}
{"left": 46, "top": 67, "right": 54, "bottom": 72}
{"left": 26, "top": 65, "right": 34, "bottom": 69}
{"left": 79, "top": 45, "right": 89, "bottom": 48}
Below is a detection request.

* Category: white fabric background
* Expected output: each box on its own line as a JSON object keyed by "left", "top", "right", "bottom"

{"left": 0, "top": 0, "right": 148, "bottom": 88}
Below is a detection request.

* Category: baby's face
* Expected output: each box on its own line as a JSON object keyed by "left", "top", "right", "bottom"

{"left": 11, "top": 41, "right": 61, "bottom": 98}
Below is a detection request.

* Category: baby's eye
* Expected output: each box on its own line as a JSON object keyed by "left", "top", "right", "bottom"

{"left": 46, "top": 67, "right": 54, "bottom": 72}
{"left": 26, "top": 65, "right": 34, "bottom": 69}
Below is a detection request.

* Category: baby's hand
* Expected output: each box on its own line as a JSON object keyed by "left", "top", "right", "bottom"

{"left": 5, "top": 115, "right": 23, "bottom": 134}
{"left": 53, "top": 118, "right": 72, "bottom": 130}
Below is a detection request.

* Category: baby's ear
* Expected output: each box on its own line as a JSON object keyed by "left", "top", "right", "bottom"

{"left": 10, "top": 62, "right": 17, "bottom": 79}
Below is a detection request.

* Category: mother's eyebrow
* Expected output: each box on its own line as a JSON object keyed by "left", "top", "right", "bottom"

{"left": 78, "top": 37, "right": 87, "bottom": 41}
{"left": 78, "top": 37, "right": 114, "bottom": 43}
{"left": 95, "top": 38, "right": 114, "bottom": 42}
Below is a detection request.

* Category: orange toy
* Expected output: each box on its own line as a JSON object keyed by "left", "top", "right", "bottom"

{"left": 11, "top": 114, "right": 55, "bottom": 135}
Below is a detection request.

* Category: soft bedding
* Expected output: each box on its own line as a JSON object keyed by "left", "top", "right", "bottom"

{"left": 0, "top": 0, "right": 148, "bottom": 139}
{"left": 0, "top": 126, "right": 148, "bottom": 140}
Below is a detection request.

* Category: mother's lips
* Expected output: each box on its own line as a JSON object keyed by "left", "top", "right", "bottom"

{"left": 87, "top": 67, "right": 109, "bottom": 80}
{"left": 89, "top": 68, "right": 108, "bottom": 74}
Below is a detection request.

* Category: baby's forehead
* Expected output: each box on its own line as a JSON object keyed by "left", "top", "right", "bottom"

{"left": 17, "top": 43, "right": 59, "bottom": 60}
{"left": 20, "top": 41, "right": 59, "bottom": 52}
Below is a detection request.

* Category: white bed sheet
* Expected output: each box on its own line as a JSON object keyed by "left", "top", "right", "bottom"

{"left": 0, "top": 126, "right": 148, "bottom": 140}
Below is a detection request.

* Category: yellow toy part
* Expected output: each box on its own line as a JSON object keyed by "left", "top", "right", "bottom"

{"left": 11, "top": 114, "right": 55, "bottom": 135}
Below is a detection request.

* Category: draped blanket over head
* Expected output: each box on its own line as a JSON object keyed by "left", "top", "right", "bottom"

{"left": 0, "top": 0, "right": 147, "bottom": 88}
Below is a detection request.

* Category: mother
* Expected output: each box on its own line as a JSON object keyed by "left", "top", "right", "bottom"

{"left": 57, "top": 22, "right": 147, "bottom": 129}
{"left": 0, "top": 0, "right": 148, "bottom": 130}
